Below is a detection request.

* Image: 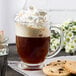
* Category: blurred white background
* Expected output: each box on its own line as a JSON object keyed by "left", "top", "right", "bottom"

{"left": 0, "top": 0, "right": 76, "bottom": 43}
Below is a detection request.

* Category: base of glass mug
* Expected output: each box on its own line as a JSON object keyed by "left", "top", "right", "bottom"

{"left": 18, "top": 61, "right": 43, "bottom": 71}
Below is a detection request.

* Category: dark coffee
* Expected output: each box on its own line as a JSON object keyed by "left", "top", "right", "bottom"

{"left": 16, "top": 36, "right": 50, "bottom": 64}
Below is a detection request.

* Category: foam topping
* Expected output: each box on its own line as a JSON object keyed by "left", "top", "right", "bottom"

{"left": 15, "top": 6, "right": 50, "bottom": 37}
{"left": 16, "top": 23, "right": 50, "bottom": 37}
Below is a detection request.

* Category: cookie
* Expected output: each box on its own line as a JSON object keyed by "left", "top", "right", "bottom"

{"left": 65, "top": 61, "right": 76, "bottom": 74}
{"left": 43, "top": 60, "right": 70, "bottom": 76}
{"left": 47, "top": 60, "right": 66, "bottom": 66}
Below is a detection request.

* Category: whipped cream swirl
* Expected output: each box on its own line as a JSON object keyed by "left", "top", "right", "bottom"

{"left": 15, "top": 6, "right": 48, "bottom": 27}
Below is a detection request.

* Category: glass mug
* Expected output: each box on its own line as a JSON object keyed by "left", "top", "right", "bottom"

{"left": 15, "top": 0, "right": 63, "bottom": 70}
{"left": 0, "top": 36, "right": 9, "bottom": 76}
{"left": 15, "top": 21, "right": 63, "bottom": 70}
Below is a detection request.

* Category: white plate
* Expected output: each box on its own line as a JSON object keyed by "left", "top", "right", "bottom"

{"left": 8, "top": 56, "right": 76, "bottom": 76}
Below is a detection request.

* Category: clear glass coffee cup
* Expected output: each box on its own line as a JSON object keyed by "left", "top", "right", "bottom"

{"left": 0, "top": 36, "right": 9, "bottom": 76}
{"left": 15, "top": 8, "right": 63, "bottom": 70}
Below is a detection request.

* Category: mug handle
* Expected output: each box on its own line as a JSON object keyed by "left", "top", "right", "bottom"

{"left": 46, "top": 26, "right": 64, "bottom": 58}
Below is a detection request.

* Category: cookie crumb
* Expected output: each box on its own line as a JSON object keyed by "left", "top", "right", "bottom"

{"left": 57, "top": 60, "right": 61, "bottom": 62}
{"left": 58, "top": 68, "right": 64, "bottom": 71}
{"left": 51, "top": 70, "right": 54, "bottom": 73}
{"left": 53, "top": 64, "right": 57, "bottom": 66}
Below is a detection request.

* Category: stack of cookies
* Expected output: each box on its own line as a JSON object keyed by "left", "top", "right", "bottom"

{"left": 43, "top": 60, "right": 76, "bottom": 76}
